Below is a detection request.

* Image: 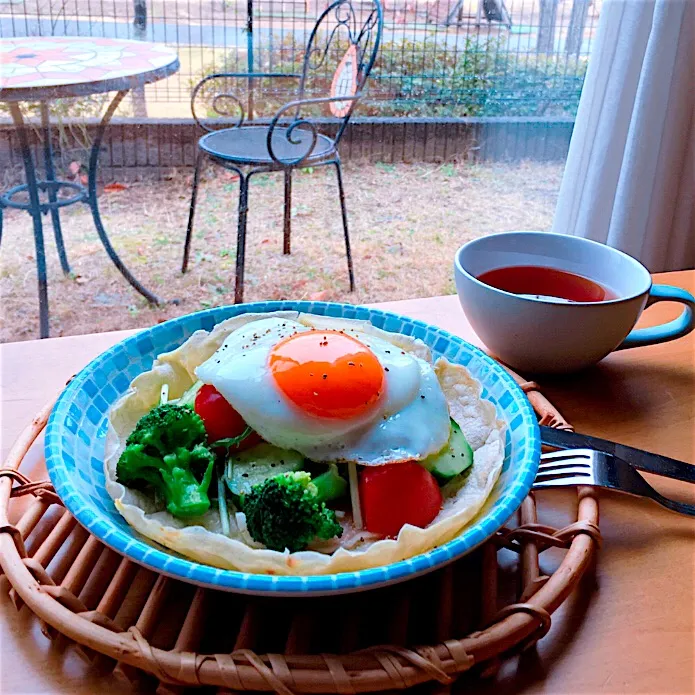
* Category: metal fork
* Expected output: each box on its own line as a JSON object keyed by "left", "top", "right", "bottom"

{"left": 535, "top": 449, "right": 695, "bottom": 517}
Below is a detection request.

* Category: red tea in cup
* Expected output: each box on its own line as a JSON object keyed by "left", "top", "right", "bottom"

{"left": 477, "top": 265, "right": 617, "bottom": 303}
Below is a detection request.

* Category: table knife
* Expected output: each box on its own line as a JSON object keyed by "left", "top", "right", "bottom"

{"left": 540, "top": 425, "right": 695, "bottom": 484}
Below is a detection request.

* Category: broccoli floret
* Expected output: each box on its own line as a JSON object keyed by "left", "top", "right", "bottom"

{"left": 126, "top": 402, "right": 207, "bottom": 455}
{"left": 117, "top": 404, "right": 215, "bottom": 518}
{"left": 242, "top": 471, "right": 343, "bottom": 552}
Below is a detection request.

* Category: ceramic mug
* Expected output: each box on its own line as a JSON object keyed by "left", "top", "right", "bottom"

{"left": 454, "top": 231, "right": 695, "bottom": 373}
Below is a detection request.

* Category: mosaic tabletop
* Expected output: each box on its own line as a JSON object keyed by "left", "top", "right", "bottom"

{"left": 0, "top": 37, "right": 179, "bottom": 101}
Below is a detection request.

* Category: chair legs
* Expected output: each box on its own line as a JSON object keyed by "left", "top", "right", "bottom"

{"left": 283, "top": 169, "right": 292, "bottom": 255}
{"left": 182, "top": 152, "right": 204, "bottom": 273}
{"left": 234, "top": 172, "right": 253, "bottom": 304}
{"left": 182, "top": 159, "right": 354, "bottom": 302}
{"left": 182, "top": 154, "right": 250, "bottom": 304}
{"left": 332, "top": 160, "right": 355, "bottom": 292}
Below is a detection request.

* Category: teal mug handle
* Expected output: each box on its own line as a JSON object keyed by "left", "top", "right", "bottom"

{"left": 618, "top": 285, "right": 695, "bottom": 350}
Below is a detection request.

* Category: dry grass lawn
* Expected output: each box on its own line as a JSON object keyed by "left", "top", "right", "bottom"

{"left": 0, "top": 160, "right": 563, "bottom": 343}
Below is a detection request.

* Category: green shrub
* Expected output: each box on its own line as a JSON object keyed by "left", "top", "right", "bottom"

{"left": 194, "top": 33, "right": 588, "bottom": 120}
{"left": 364, "top": 37, "right": 587, "bottom": 117}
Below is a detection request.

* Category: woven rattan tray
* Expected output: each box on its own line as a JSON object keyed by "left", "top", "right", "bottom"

{"left": 0, "top": 375, "right": 600, "bottom": 693}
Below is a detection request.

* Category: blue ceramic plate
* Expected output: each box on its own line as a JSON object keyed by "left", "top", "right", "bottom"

{"left": 45, "top": 302, "right": 539, "bottom": 596}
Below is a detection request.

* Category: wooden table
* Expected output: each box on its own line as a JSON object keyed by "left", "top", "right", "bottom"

{"left": 1, "top": 271, "right": 693, "bottom": 694}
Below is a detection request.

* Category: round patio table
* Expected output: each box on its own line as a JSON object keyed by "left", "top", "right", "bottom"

{"left": 0, "top": 37, "right": 179, "bottom": 338}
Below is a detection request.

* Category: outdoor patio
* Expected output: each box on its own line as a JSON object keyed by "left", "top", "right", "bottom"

{"left": 3, "top": 2, "right": 695, "bottom": 694}
{"left": 0, "top": 0, "right": 589, "bottom": 342}
{"left": 0, "top": 159, "right": 562, "bottom": 342}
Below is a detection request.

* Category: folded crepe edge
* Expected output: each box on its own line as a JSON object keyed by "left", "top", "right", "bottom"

{"left": 103, "top": 311, "right": 506, "bottom": 575}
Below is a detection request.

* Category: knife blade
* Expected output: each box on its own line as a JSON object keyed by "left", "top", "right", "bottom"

{"left": 540, "top": 425, "right": 695, "bottom": 484}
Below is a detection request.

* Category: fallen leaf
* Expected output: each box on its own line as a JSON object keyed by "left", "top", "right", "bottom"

{"left": 222, "top": 171, "right": 239, "bottom": 182}
{"left": 308, "top": 290, "right": 331, "bottom": 301}
{"left": 73, "top": 275, "right": 89, "bottom": 285}
{"left": 68, "top": 161, "right": 81, "bottom": 176}
{"left": 79, "top": 174, "right": 88, "bottom": 185}
{"left": 261, "top": 238, "right": 270, "bottom": 244}
{"left": 104, "top": 182, "right": 128, "bottom": 192}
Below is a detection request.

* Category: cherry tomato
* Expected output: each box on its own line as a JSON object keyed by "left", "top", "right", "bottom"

{"left": 359, "top": 462, "right": 442, "bottom": 537}
{"left": 194, "top": 384, "right": 261, "bottom": 450}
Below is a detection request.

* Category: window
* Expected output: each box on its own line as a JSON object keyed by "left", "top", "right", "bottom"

{"left": 0, "top": 0, "right": 598, "bottom": 339}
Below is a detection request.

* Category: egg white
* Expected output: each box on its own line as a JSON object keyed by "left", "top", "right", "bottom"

{"left": 195, "top": 317, "right": 450, "bottom": 464}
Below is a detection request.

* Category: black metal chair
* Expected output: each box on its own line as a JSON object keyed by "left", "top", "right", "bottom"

{"left": 182, "top": 0, "right": 383, "bottom": 303}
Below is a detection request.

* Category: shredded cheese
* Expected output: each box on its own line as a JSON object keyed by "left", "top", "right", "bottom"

{"left": 348, "top": 461, "right": 363, "bottom": 529}
{"left": 159, "top": 383, "right": 169, "bottom": 405}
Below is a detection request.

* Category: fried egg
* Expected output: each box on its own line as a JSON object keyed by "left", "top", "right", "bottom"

{"left": 195, "top": 317, "right": 450, "bottom": 464}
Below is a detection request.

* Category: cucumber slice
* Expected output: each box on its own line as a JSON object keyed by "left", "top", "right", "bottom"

{"left": 178, "top": 380, "right": 204, "bottom": 406}
{"left": 312, "top": 464, "right": 348, "bottom": 503}
{"left": 226, "top": 443, "right": 304, "bottom": 495}
{"left": 422, "top": 419, "right": 473, "bottom": 483}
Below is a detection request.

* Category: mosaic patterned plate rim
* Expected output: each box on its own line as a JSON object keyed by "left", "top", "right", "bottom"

{"left": 45, "top": 301, "right": 540, "bottom": 596}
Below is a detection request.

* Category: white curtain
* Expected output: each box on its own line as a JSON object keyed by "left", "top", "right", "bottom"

{"left": 553, "top": 0, "right": 695, "bottom": 272}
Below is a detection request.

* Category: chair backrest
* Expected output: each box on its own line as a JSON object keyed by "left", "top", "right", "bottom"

{"left": 297, "top": 0, "right": 383, "bottom": 143}
{"left": 190, "top": 0, "right": 382, "bottom": 139}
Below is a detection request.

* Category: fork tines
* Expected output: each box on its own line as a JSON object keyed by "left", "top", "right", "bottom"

{"left": 536, "top": 449, "right": 593, "bottom": 485}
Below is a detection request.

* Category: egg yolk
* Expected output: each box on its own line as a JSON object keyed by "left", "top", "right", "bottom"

{"left": 269, "top": 331, "right": 386, "bottom": 419}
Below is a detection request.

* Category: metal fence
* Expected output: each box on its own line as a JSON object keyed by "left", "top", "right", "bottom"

{"left": 1, "top": 0, "right": 598, "bottom": 118}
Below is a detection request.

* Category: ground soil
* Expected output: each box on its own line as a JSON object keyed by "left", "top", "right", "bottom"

{"left": 0, "top": 160, "right": 563, "bottom": 343}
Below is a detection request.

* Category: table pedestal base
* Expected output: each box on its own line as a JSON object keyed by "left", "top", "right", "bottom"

{"left": 1, "top": 92, "right": 161, "bottom": 338}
